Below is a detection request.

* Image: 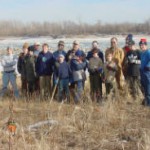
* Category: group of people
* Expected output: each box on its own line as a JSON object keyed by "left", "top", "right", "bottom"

{"left": 0, "top": 34, "right": 150, "bottom": 106}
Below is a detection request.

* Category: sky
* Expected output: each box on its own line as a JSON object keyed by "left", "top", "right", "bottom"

{"left": 0, "top": 0, "right": 149, "bottom": 24}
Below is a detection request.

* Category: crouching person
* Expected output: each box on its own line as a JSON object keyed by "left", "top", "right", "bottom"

{"left": 70, "top": 50, "right": 87, "bottom": 104}
{"left": 0, "top": 47, "right": 19, "bottom": 99}
{"left": 54, "top": 54, "right": 72, "bottom": 102}
{"left": 88, "top": 48, "right": 103, "bottom": 102}
{"left": 104, "top": 53, "right": 118, "bottom": 97}
{"left": 24, "top": 48, "right": 37, "bottom": 98}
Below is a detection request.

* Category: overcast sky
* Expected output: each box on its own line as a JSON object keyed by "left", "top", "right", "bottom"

{"left": 0, "top": 0, "right": 149, "bottom": 23}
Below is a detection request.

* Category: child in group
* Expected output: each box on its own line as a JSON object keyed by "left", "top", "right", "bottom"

{"left": 103, "top": 52, "right": 118, "bottom": 97}
{"left": 125, "top": 40, "right": 141, "bottom": 99}
{"left": 88, "top": 48, "right": 103, "bottom": 102}
{"left": 54, "top": 54, "right": 72, "bottom": 102}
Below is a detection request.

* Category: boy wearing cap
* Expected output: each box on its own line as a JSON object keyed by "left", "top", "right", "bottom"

{"left": 70, "top": 50, "right": 87, "bottom": 103}
{"left": 24, "top": 48, "right": 37, "bottom": 97}
{"left": 88, "top": 48, "right": 103, "bottom": 102}
{"left": 54, "top": 54, "right": 72, "bottom": 102}
{"left": 103, "top": 53, "right": 118, "bottom": 96}
{"left": 17, "top": 43, "right": 29, "bottom": 96}
{"left": 140, "top": 38, "right": 150, "bottom": 106}
{"left": 125, "top": 40, "right": 141, "bottom": 99}
{"left": 0, "top": 47, "right": 19, "bottom": 98}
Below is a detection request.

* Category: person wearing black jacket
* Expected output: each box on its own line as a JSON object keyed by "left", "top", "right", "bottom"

{"left": 125, "top": 40, "right": 141, "bottom": 99}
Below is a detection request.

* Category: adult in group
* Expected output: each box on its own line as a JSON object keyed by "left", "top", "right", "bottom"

{"left": 105, "top": 37, "right": 125, "bottom": 90}
{"left": 140, "top": 38, "right": 150, "bottom": 106}
{"left": 0, "top": 47, "right": 19, "bottom": 98}
{"left": 17, "top": 42, "right": 29, "bottom": 96}
{"left": 36, "top": 43, "right": 54, "bottom": 100}
{"left": 86, "top": 40, "right": 104, "bottom": 63}
{"left": 66, "top": 40, "right": 86, "bottom": 63}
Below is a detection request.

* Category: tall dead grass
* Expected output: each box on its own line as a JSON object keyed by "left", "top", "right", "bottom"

{"left": 0, "top": 76, "right": 150, "bottom": 150}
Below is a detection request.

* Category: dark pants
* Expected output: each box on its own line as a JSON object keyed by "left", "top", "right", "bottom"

{"left": 58, "top": 79, "right": 70, "bottom": 102}
{"left": 89, "top": 74, "right": 102, "bottom": 101}
{"left": 105, "top": 82, "right": 113, "bottom": 95}
{"left": 28, "top": 80, "right": 36, "bottom": 96}
{"left": 127, "top": 76, "right": 141, "bottom": 98}
{"left": 141, "top": 71, "right": 150, "bottom": 106}
{"left": 21, "top": 76, "right": 27, "bottom": 96}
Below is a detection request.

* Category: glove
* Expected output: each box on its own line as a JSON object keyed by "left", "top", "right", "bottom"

{"left": 97, "top": 67, "right": 103, "bottom": 73}
{"left": 129, "top": 59, "right": 136, "bottom": 64}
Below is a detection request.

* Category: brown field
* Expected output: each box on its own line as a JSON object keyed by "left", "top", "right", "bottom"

{"left": 0, "top": 76, "right": 150, "bottom": 150}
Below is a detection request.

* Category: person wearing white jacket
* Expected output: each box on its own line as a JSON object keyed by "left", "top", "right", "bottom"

{"left": 0, "top": 47, "right": 19, "bottom": 98}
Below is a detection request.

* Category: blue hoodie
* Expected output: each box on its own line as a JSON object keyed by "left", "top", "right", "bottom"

{"left": 36, "top": 51, "right": 54, "bottom": 76}
{"left": 141, "top": 49, "right": 150, "bottom": 71}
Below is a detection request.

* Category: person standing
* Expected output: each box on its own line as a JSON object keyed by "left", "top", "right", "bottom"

{"left": 88, "top": 48, "right": 103, "bottom": 102}
{"left": 24, "top": 48, "right": 37, "bottom": 97}
{"left": 124, "top": 40, "right": 141, "bottom": 99}
{"left": 17, "top": 43, "right": 29, "bottom": 96}
{"left": 0, "top": 47, "right": 19, "bottom": 98}
{"left": 103, "top": 53, "right": 118, "bottom": 96}
{"left": 105, "top": 37, "right": 125, "bottom": 90}
{"left": 70, "top": 50, "right": 87, "bottom": 103}
{"left": 140, "top": 38, "right": 150, "bottom": 106}
{"left": 36, "top": 43, "right": 54, "bottom": 100}
{"left": 54, "top": 54, "right": 72, "bottom": 102}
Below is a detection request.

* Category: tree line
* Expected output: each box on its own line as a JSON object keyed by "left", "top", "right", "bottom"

{"left": 0, "top": 19, "right": 150, "bottom": 37}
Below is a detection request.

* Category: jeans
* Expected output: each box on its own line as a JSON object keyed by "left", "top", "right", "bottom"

{"left": 0, "top": 72, "right": 19, "bottom": 98}
{"left": 58, "top": 79, "right": 70, "bottom": 101}
{"left": 141, "top": 71, "right": 150, "bottom": 106}
{"left": 74, "top": 80, "right": 83, "bottom": 103}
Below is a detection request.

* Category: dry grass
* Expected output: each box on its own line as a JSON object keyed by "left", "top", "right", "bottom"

{"left": 0, "top": 76, "right": 150, "bottom": 150}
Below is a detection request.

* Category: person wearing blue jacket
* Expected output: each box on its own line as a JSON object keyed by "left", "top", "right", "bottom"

{"left": 140, "top": 38, "right": 150, "bottom": 106}
{"left": 86, "top": 41, "right": 104, "bottom": 63}
{"left": 54, "top": 54, "right": 72, "bottom": 102}
{"left": 36, "top": 43, "right": 54, "bottom": 100}
{"left": 53, "top": 41, "right": 66, "bottom": 61}
{"left": 70, "top": 50, "right": 87, "bottom": 103}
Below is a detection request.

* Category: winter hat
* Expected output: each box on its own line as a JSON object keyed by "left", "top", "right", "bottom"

{"left": 58, "top": 54, "right": 65, "bottom": 58}
{"left": 22, "top": 42, "right": 29, "bottom": 49}
{"left": 126, "top": 34, "right": 133, "bottom": 41}
{"left": 139, "top": 38, "right": 147, "bottom": 45}
{"left": 75, "top": 50, "right": 83, "bottom": 57}
{"left": 128, "top": 40, "right": 135, "bottom": 45}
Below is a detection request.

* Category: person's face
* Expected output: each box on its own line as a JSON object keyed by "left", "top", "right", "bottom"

{"left": 58, "top": 56, "right": 64, "bottom": 63}
{"left": 34, "top": 45, "right": 40, "bottom": 50}
{"left": 58, "top": 44, "right": 64, "bottom": 50}
{"left": 92, "top": 42, "right": 98, "bottom": 49}
{"left": 140, "top": 44, "right": 147, "bottom": 51}
{"left": 129, "top": 44, "right": 135, "bottom": 50}
{"left": 111, "top": 39, "right": 117, "bottom": 48}
{"left": 23, "top": 48, "right": 28, "bottom": 54}
{"left": 42, "top": 45, "right": 48, "bottom": 53}
{"left": 29, "top": 51, "right": 33, "bottom": 56}
{"left": 107, "top": 54, "right": 113, "bottom": 62}
{"left": 7, "top": 48, "right": 13, "bottom": 55}
{"left": 73, "top": 43, "right": 79, "bottom": 51}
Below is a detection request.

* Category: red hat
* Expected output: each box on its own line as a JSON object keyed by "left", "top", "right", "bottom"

{"left": 139, "top": 38, "right": 147, "bottom": 45}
